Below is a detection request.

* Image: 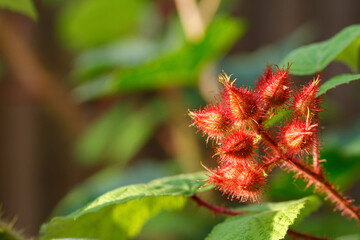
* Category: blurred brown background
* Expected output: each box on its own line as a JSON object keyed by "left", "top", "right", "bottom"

{"left": 0, "top": 0, "right": 360, "bottom": 237}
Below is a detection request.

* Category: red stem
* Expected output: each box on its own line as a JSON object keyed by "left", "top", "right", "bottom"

{"left": 191, "top": 194, "right": 329, "bottom": 240}
{"left": 191, "top": 195, "right": 246, "bottom": 216}
{"left": 285, "top": 158, "right": 360, "bottom": 222}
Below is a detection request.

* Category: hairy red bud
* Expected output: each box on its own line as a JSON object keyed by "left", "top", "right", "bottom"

{"left": 282, "top": 118, "right": 317, "bottom": 154}
{"left": 216, "top": 130, "right": 256, "bottom": 164}
{"left": 256, "top": 66, "right": 290, "bottom": 106}
{"left": 189, "top": 104, "right": 231, "bottom": 142}
{"left": 293, "top": 77, "right": 321, "bottom": 116}
{"left": 219, "top": 73, "right": 259, "bottom": 123}
{"left": 207, "top": 162, "right": 266, "bottom": 202}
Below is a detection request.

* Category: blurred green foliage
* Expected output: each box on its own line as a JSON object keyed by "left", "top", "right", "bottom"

{"left": 73, "top": 17, "right": 246, "bottom": 100}
{"left": 75, "top": 98, "right": 167, "bottom": 165}
{"left": 58, "top": 0, "right": 147, "bottom": 50}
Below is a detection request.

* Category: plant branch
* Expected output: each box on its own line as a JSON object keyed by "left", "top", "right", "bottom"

{"left": 252, "top": 121, "right": 360, "bottom": 222}
{"left": 285, "top": 158, "right": 360, "bottom": 222}
{"left": 191, "top": 195, "right": 246, "bottom": 216}
{"left": 191, "top": 194, "right": 328, "bottom": 240}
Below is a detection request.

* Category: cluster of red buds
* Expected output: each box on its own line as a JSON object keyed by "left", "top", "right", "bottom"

{"left": 189, "top": 65, "right": 360, "bottom": 221}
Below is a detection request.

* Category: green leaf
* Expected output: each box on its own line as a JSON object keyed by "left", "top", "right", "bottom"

{"left": 206, "top": 196, "right": 321, "bottom": 240}
{"left": 0, "top": 0, "right": 37, "bottom": 20}
{"left": 40, "top": 172, "right": 212, "bottom": 240}
{"left": 74, "top": 17, "right": 245, "bottom": 100}
{"left": 281, "top": 25, "right": 360, "bottom": 75}
{"left": 336, "top": 36, "right": 360, "bottom": 73}
{"left": 75, "top": 98, "right": 167, "bottom": 165}
{"left": 317, "top": 73, "right": 360, "bottom": 95}
{"left": 337, "top": 235, "right": 360, "bottom": 240}
{"left": 58, "top": 0, "right": 147, "bottom": 50}
{"left": 52, "top": 161, "right": 179, "bottom": 216}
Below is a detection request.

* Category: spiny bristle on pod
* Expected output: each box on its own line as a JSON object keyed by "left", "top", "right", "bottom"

{"left": 219, "top": 73, "right": 260, "bottom": 123}
{"left": 293, "top": 77, "right": 321, "bottom": 117}
{"left": 188, "top": 104, "right": 231, "bottom": 142}
{"left": 281, "top": 116, "right": 318, "bottom": 155}
{"left": 216, "top": 130, "right": 258, "bottom": 165}
{"left": 206, "top": 161, "right": 266, "bottom": 203}
{"left": 282, "top": 160, "right": 360, "bottom": 221}
{"left": 256, "top": 65, "right": 290, "bottom": 107}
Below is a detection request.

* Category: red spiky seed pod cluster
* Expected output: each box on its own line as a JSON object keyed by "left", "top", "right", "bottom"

{"left": 189, "top": 65, "right": 360, "bottom": 221}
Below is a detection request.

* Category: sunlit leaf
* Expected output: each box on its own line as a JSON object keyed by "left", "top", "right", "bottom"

{"left": 52, "top": 161, "right": 179, "bottom": 216}
{"left": 206, "top": 196, "right": 321, "bottom": 240}
{"left": 40, "top": 172, "right": 212, "bottom": 240}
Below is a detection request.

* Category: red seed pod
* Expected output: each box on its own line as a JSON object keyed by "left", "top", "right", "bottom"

{"left": 188, "top": 104, "right": 231, "bottom": 142}
{"left": 207, "top": 162, "right": 266, "bottom": 203}
{"left": 219, "top": 73, "right": 259, "bottom": 123}
{"left": 293, "top": 77, "right": 321, "bottom": 116}
{"left": 282, "top": 118, "right": 317, "bottom": 154}
{"left": 216, "top": 130, "right": 256, "bottom": 164}
{"left": 256, "top": 65, "right": 290, "bottom": 107}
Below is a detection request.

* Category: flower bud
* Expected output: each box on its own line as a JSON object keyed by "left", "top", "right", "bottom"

{"left": 282, "top": 119, "right": 317, "bottom": 154}
{"left": 256, "top": 66, "right": 290, "bottom": 106}
{"left": 189, "top": 104, "right": 231, "bottom": 142}
{"left": 293, "top": 77, "right": 320, "bottom": 116}
{"left": 216, "top": 130, "right": 256, "bottom": 164}
{"left": 207, "top": 162, "right": 265, "bottom": 202}
{"left": 219, "top": 73, "right": 259, "bottom": 122}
